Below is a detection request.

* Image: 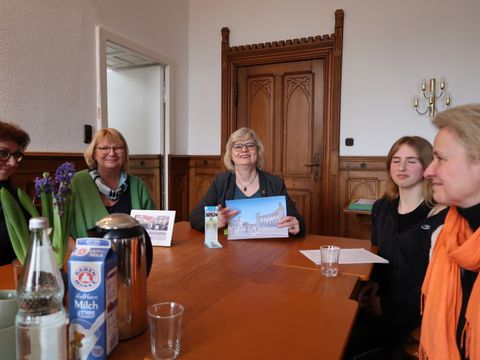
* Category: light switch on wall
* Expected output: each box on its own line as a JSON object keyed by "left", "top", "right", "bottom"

{"left": 84, "top": 125, "right": 92, "bottom": 144}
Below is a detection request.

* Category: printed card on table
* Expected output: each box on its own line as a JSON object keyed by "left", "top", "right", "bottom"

{"left": 130, "top": 210, "right": 176, "bottom": 247}
{"left": 225, "top": 196, "right": 288, "bottom": 240}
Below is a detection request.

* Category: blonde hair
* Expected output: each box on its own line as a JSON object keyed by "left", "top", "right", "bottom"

{"left": 383, "top": 136, "right": 434, "bottom": 205}
{"left": 433, "top": 103, "right": 480, "bottom": 161}
{"left": 223, "top": 127, "right": 265, "bottom": 172}
{"left": 84, "top": 128, "right": 129, "bottom": 171}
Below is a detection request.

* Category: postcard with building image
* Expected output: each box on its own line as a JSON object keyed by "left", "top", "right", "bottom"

{"left": 225, "top": 196, "right": 288, "bottom": 240}
{"left": 130, "top": 210, "right": 176, "bottom": 246}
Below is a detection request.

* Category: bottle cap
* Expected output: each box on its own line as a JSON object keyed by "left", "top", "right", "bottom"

{"left": 29, "top": 217, "right": 50, "bottom": 230}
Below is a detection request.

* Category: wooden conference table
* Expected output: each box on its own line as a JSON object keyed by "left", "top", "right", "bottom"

{"left": 0, "top": 222, "right": 374, "bottom": 360}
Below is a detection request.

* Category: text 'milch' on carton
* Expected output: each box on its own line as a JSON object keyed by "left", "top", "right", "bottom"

{"left": 69, "top": 238, "right": 118, "bottom": 360}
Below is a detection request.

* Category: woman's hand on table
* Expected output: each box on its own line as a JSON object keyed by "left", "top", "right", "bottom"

{"left": 278, "top": 216, "right": 301, "bottom": 235}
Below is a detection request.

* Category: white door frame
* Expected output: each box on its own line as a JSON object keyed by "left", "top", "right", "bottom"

{"left": 96, "top": 26, "right": 174, "bottom": 208}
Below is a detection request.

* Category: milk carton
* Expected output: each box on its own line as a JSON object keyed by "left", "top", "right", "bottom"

{"left": 68, "top": 238, "right": 118, "bottom": 359}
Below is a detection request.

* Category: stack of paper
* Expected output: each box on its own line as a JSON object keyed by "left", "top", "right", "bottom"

{"left": 299, "top": 248, "right": 388, "bottom": 265}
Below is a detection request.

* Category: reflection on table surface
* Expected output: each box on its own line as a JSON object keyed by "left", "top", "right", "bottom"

{"left": 110, "top": 222, "right": 371, "bottom": 360}
{"left": 0, "top": 221, "right": 374, "bottom": 360}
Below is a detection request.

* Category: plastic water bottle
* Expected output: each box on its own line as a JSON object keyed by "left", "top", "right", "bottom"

{"left": 16, "top": 217, "right": 67, "bottom": 359}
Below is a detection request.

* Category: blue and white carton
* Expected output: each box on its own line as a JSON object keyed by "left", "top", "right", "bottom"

{"left": 68, "top": 238, "right": 118, "bottom": 360}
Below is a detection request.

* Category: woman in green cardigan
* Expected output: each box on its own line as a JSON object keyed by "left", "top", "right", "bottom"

{"left": 71, "top": 128, "right": 155, "bottom": 272}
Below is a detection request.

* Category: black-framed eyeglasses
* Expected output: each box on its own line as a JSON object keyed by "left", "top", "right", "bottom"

{"left": 0, "top": 148, "right": 24, "bottom": 163}
{"left": 96, "top": 145, "right": 125, "bottom": 155}
{"left": 232, "top": 142, "right": 257, "bottom": 152}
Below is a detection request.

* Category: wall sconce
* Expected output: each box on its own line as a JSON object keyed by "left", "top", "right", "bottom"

{"left": 413, "top": 78, "right": 451, "bottom": 117}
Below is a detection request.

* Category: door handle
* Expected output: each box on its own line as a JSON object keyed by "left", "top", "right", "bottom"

{"left": 304, "top": 153, "right": 320, "bottom": 167}
{"left": 304, "top": 154, "right": 320, "bottom": 180}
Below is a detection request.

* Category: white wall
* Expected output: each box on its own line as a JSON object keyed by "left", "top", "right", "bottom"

{"left": 0, "top": 0, "right": 189, "bottom": 153}
{"left": 96, "top": 0, "right": 189, "bottom": 154}
{"left": 2, "top": 1, "right": 479, "bottom": 157}
{"left": 0, "top": 0, "right": 98, "bottom": 151}
{"left": 107, "top": 66, "right": 163, "bottom": 154}
{"left": 188, "top": 0, "right": 480, "bottom": 156}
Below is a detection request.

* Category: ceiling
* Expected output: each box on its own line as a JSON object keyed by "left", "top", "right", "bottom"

{"left": 106, "top": 41, "right": 158, "bottom": 70}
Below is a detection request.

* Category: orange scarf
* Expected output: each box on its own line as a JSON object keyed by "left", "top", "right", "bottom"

{"left": 420, "top": 206, "right": 480, "bottom": 360}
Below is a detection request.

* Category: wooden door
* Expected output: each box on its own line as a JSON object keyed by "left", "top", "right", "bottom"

{"left": 221, "top": 10, "right": 344, "bottom": 235}
{"left": 236, "top": 60, "right": 324, "bottom": 234}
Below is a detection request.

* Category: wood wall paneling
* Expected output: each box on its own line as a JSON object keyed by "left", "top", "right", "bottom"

{"left": 339, "top": 156, "right": 387, "bottom": 239}
{"left": 11, "top": 152, "right": 86, "bottom": 198}
{"left": 188, "top": 157, "right": 222, "bottom": 217}
{"left": 169, "top": 156, "right": 190, "bottom": 221}
{"left": 12, "top": 153, "right": 387, "bottom": 239}
{"left": 171, "top": 155, "right": 388, "bottom": 238}
{"left": 11, "top": 153, "right": 162, "bottom": 211}
{"left": 169, "top": 155, "right": 222, "bottom": 222}
{"left": 129, "top": 155, "right": 163, "bottom": 209}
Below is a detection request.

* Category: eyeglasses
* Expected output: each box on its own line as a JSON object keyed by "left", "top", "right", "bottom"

{"left": 96, "top": 145, "right": 125, "bottom": 155}
{"left": 232, "top": 142, "right": 257, "bottom": 152}
{"left": 0, "top": 148, "right": 24, "bottom": 163}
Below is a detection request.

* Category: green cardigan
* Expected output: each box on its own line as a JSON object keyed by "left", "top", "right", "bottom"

{"left": 71, "top": 169, "right": 155, "bottom": 238}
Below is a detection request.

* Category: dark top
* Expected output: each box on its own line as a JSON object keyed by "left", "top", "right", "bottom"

{"left": 189, "top": 170, "right": 305, "bottom": 237}
{"left": 0, "top": 180, "right": 30, "bottom": 266}
{"left": 233, "top": 186, "right": 261, "bottom": 199}
{"left": 456, "top": 203, "right": 480, "bottom": 358}
{"left": 371, "top": 197, "right": 447, "bottom": 333}
{"left": 102, "top": 181, "right": 153, "bottom": 276}
{"left": 105, "top": 184, "right": 132, "bottom": 214}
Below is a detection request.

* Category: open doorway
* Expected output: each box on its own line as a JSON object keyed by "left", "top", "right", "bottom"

{"left": 97, "top": 27, "right": 173, "bottom": 209}
{"left": 106, "top": 41, "right": 164, "bottom": 155}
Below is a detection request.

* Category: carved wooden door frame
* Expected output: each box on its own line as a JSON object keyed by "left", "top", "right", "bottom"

{"left": 220, "top": 9, "right": 344, "bottom": 235}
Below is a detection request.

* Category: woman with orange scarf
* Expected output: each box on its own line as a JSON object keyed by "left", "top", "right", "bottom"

{"left": 422, "top": 104, "right": 480, "bottom": 360}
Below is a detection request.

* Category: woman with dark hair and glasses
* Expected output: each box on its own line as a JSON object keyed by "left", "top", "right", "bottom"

{"left": 70, "top": 128, "right": 155, "bottom": 272}
{"left": 190, "top": 127, "right": 305, "bottom": 236}
{"left": 0, "top": 120, "right": 30, "bottom": 265}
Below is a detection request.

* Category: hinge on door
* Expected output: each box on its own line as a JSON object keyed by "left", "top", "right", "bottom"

{"left": 234, "top": 82, "right": 238, "bottom": 109}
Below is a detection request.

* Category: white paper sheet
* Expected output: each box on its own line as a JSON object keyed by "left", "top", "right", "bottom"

{"left": 299, "top": 248, "right": 389, "bottom": 265}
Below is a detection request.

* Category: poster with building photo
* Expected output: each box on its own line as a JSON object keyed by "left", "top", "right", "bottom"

{"left": 225, "top": 196, "right": 288, "bottom": 240}
{"left": 130, "top": 210, "right": 176, "bottom": 246}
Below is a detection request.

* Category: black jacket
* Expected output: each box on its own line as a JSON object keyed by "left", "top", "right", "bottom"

{"left": 371, "top": 197, "right": 447, "bottom": 332}
{"left": 189, "top": 170, "right": 305, "bottom": 236}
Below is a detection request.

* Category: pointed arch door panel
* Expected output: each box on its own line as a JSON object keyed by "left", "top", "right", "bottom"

{"left": 236, "top": 60, "right": 324, "bottom": 234}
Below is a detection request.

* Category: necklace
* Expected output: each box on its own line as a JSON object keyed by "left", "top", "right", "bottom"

{"left": 237, "top": 172, "right": 258, "bottom": 192}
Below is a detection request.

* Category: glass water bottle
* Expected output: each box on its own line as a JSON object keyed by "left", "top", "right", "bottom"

{"left": 15, "top": 217, "right": 67, "bottom": 359}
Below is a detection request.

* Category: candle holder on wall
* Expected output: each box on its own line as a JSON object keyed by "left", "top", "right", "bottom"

{"left": 413, "top": 78, "right": 451, "bottom": 117}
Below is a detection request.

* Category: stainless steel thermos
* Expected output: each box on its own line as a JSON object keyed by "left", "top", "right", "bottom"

{"left": 93, "top": 213, "right": 148, "bottom": 340}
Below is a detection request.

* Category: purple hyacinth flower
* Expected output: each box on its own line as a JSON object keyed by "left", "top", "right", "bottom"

{"left": 34, "top": 173, "right": 53, "bottom": 200}
{"left": 53, "top": 162, "right": 75, "bottom": 216}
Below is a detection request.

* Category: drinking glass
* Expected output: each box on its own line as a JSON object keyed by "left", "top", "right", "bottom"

{"left": 148, "top": 302, "right": 184, "bottom": 360}
{"left": 320, "top": 245, "right": 340, "bottom": 277}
